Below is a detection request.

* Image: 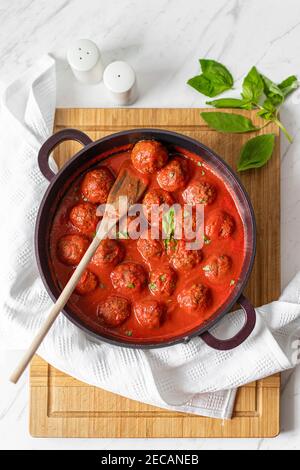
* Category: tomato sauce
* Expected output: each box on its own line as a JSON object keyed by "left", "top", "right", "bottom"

{"left": 49, "top": 145, "right": 245, "bottom": 344}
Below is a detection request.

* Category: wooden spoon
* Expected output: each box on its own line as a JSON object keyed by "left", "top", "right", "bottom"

{"left": 10, "top": 163, "right": 147, "bottom": 383}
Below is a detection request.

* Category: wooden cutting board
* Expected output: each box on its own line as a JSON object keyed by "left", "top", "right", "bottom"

{"left": 30, "top": 108, "right": 280, "bottom": 438}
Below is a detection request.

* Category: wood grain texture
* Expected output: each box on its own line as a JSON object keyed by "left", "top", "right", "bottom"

{"left": 30, "top": 108, "right": 280, "bottom": 438}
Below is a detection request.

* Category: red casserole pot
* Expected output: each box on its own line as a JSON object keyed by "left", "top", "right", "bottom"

{"left": 35, "top": 128, "right": 256, "bottom": 350}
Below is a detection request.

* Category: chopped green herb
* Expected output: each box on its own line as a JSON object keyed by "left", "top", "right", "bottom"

{"left": 201, "top": 170, "right": 206, "bottom": 176}
{"left": 197, "top": 161, "right": 203, "bottom": 167}
{"left": 163, "top": 238, "right": 177, "bottom": 251}
{"left": 163, "top": 239, "right": 170, "bottom": 249}
{"left": 203, "top": 235, "right": 211, "bottom": 245}
{"left": 160, "top": 274, "right": 166, "bottom": 282}
{"left": 125, "top": 330, "right": 133, "bottom": 337}
{"left": 127, "top": 282, "right": 135, "bottom": 289}
{"left": 117, "top": 230, "right": 129, "bottom": 239}
{"left": 230, "top": 279, "right": 235, "bottom": 287}
{"left": 162, "top": 207, "right": 175, "bottom": 240}
{"left": 149, "top": 282, "right": 157, "bottom": 291}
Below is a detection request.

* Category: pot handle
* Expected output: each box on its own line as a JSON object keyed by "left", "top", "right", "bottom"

{"left": 200, "top": 294, "right": 256, "bottom": 350}
{"left": 38, "top": 128, "right": 93, "bottom": 181}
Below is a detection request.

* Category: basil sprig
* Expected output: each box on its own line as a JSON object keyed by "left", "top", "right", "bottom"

{"left": 162, "top": 207, "right": 175, "bottom": 239}
{"left": 205, "top": 65, "right": 298, "bottom": 143}
{"left": 187, "top": 59, "right": 298, "bottom": 170}
{"left": 241, "top": 66, "right": 264, "bottom": 105}
{"left": 162, "top": 207, "right": 175, "bottom": 249}
{"left": 187, "top": 59, "right": 233, "bottom": 98}
{"left": 256, "top": 74, "right": 298, "bottom": 142}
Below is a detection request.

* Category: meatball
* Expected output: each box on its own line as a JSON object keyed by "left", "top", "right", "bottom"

{"left": 81, "top": 167, "right": 114, "bottom": 204}
{"left": 143, "top": 189, "right": 174, "bottom": 224}
{"left": 137, "top": 231, "right": 163, "bottom": 260}
{"left": 157, "top": 158, "right": 188, "bottom": 192}
{"left": 177, "top": 283, "right": 211, "bottom": 312}
{"left": 110, "top": 262, "right": 147, "bottom": 294}
{"left": 134, "top": 299, "right": 164, "bottom": 329}
{"left": 168, "top": 240, "right": 202, "bottom": 271}
{"left": 205, "top": 210, "right": 235, "bottom": 239}
{"left": 182, "top": 181, "right": 216, "bottom": 206}
{"left": 69, "top": 202, "right": 99, "bottom": 234}
{"left": 203, "top": 255, "right": 232, "bottom": 283}
{"left": 92, "top": 239, "right": 124, "bottom": 267}
{"left": 57, "top": 234, "right": 90, "bottom": 266}
{"left": 97, "top": 296, "right": 131, "bottom": 327}
{"left": 75, "top": 270, "right": 98, "bottom": 295}
{"left": 149, "top": 267, "right": 177, "bottom": 296}
{"left": 131, "top": 140, "right": 168, "bottom": 174}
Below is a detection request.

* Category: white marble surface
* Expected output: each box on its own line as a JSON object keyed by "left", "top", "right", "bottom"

{"left": 1, "top": 0, "right": 300, "bottom": 450}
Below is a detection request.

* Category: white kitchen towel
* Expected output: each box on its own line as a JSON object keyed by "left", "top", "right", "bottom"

{"left": 1, "top": 56, "right": 300, "bottom": 420}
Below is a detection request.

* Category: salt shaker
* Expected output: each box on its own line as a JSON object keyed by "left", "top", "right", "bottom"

{"left": 67, "top": 39, "right": 104, "bottom": 84}
{"left": 103, "top": 61, "right": 138, "bottom": 105}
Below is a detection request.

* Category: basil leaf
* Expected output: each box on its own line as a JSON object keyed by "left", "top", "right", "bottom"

{"left": 206, "top": 98, "right": 251, "bottom": 109}
{"left": 261, "top": 74, "right": 298, "bottom": 108}
{"left": 278, "top": 75, "right": 298, "bottom": 98}
{"left": 201, "top": 112, "right": 258, "bottom": 133}
{"left": 187, "top": 59, "right": 233, "bottom": 97}
{"left": 187, "top": 75, "right": 218, "bottom": 97}
{"left": 257, "top": 98, "right": 276, "bottom": 120}
{"left": 238, "top": 134, "right": 275, "bottom": 171}
{"left": 257, "top": 109, "right": 274, "bottom": 121}
{"left": 199, "top": 59, "right": 234, "bottom": 87}
{"left": 261, "top": 75, "right": 284, "bottom": 107}
{"left": 241, "top": 66, "right": 264, "bottom": 104}
{"left": 259, "top": 99, "right": 276, "bottom": 113}
{"left": 162, "top": 207, "right": 175, "bottom": 240}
